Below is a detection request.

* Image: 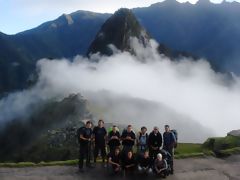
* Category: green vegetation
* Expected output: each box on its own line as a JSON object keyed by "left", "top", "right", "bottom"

{"left": 0, "top": 143, "right": 207, "bottom": 167}
{"left": 0, "top": 94, "right": 87, "bottom": 163}
{"left": 203, "top": 135, "right": 240, "bottom": 157}
{"left": 175, "top": 143, "right": 203, "bottom": 154}
{"left": 1, "top": 136, "right": 240, "bottom": 167}
{"left": 174, "top": 143, "right": 206, "bottom": 159}
{"left": 0, "top": 160, "right": 78, "bottom": 168}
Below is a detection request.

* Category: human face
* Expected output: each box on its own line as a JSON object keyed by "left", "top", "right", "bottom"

{"left": 157, "top": 154, "right": 162, "bottom": 161}
{"left": 127, "top": 151, "right": 133, "bottom": 159}
{"left": 165, "top": 126, "right": 170, "bottom": 132}
{"left": 127, "top": 126, "right": 132, "bottom": 133}
{"left": 144, "top": 152, "right": 149, "bottom": 158}
{"left": 98, "top": 120, "right": 104, "bottom": 127}
{"left": 115, "top": 149, "right": 120, "bottom": 155}
{"left": 86, "top": 122, "right": 92, "bottom": 128}
{"left": 141, "top": 128, "right": 147, "bottom": 134}
{"left": 153, "top": 128, "right": 158, "bottom": 134}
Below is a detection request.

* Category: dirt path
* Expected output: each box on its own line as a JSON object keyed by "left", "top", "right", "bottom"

{"left": 0, "top": 155, "right": 240, "bottom": 180}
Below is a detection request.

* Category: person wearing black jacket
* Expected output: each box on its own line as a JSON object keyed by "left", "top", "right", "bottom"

{"left": 122, "top": 151, "right": 136, "bottom": 176}
{"left": 148, "top": 126, "right": 162, "bottom": 159}
{"left": 137, "top": 151, "right": 152, "bottom": 174}
{"left": 93, "top": 119, "right": 107, "bottom": 164}
{"left": 121, "top": 125, "right": 136, "bottom": 154}
{"left": 163, "top": 125, "right": 176, "bottom": 174}
{"left": 108, "top": 125, "right": 121, "bottom": 154}
{"left": 78, "top": 121, "right": 93, "bottom": 172}
{"left": 108, "top": 147, "right": 122, "bottom": 174}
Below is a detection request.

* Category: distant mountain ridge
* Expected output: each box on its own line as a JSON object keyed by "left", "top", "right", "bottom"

{"left": 133, "top": 0, "right": 240, "bottom": 73}
{"left": 1, "top": 0, "right": 240, "bottom": 94}
{"left": 0, "top": 11, "right": 110, "bottom": 94}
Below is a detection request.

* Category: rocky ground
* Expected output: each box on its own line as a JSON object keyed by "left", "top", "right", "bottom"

{"left": 0, "top": 155, "right": 240, "bottom": 180}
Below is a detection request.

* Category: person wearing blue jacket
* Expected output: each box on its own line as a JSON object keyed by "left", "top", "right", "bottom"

{"left": 163, "top": 125, "right": 176, "bottom": 174}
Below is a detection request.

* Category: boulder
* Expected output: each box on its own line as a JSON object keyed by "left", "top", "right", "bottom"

{"left": 227, "top": 130, "right": 240, "bottom": 137}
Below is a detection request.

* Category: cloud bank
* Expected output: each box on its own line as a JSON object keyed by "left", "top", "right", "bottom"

{"left": 0, "top": 38, "right": 240, "bottom": 142}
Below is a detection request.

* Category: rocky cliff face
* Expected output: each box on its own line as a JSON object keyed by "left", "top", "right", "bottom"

{"left": 228, "top": 130, "right": 240, "bottom": 137}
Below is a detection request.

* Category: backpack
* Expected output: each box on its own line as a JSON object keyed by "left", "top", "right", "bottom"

{"left": 171, "top": 129, "right": 178, "bottom": 148}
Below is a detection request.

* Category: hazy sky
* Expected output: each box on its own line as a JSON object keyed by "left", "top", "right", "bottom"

{"left": 0, "top": 0, "right": 238, "bottom": 34}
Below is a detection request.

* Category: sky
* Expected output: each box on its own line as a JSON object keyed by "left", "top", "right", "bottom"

{"left": 0, "top": 0, "right": 239, "bottom": 35}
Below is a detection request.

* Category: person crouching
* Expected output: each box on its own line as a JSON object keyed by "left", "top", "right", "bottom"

{"left": 108, "top": 147, "right": 122, "bottom": 174}
{"left": 154, "top": 153, "right": 167, "bottom": 178}
{"left": 137, "top": 151, "right": 153, "bottom": 175}
{"left": 122, "top": 151, "right": 136, "bottom": 176}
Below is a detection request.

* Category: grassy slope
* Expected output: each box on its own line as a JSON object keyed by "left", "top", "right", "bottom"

{"left": 0, "top": 143, "right": 205, "bottom": 167}
{"left": 1, "top": 136, "right": 240, "bottom": 167}
{"left": 203, "top": 135, "right": 240, "bottom": 157}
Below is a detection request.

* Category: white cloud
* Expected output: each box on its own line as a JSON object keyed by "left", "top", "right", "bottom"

{"left": 1, "top": 38, "right": 240, "bottom": 142}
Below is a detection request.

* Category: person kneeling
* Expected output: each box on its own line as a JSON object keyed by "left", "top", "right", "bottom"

{"left": 138, "top": 151, "right": 153, "bottom": 175}
{"left": 108, "top": 148, "right": 121, "bottom": 174}
{"left": 122, "top": 151, "right": 136, "bottom": 176}
{"left": 154, "top": 153, "right": 167, "bottom": 178}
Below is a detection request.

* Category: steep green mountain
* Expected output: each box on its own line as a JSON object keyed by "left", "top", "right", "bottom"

{"left": 87, "top": 8, "right": 187, "bottom": 59}
{"left": 87, "top": 8, "right": 151, "bottom": 56}
{"left": 0, "top": 94, "right": 92, "bottom": 162}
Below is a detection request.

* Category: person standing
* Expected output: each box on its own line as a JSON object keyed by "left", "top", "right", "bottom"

{"left": 137, "top": 126, "right": 148, "bottom": 155}
{"left": 93, "top": 119, "right": 107, "bottom": 164}
{"left": 148, "top": 126, "right": 162, "bottom": 159}
{"left": 163, "top": 125, "right": 176, "bottom": 174}
{"left": 121, "top": 125, "right": 136, "bottom": 154}
{"left": 108, "top": 125, "right": 121, "bottom": 154}
{"left": 78, "top": 121, "right": 94, "bottom": 172}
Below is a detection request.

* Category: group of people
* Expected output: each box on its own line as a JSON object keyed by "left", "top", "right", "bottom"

{"left": 77, "top": 119, "right": 177, "bottom": 178}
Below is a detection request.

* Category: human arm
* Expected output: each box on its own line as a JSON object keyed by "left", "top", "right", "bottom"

{"left": 108, "top": 157, "right": 120, "bottom": 167}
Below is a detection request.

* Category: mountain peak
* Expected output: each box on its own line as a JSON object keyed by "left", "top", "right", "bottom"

{"left": 62, "top": 14, "right": 74, "bottom": 25}
{"left": 87, "top": 8, "right": 150, "bottom": 56}
{"left": 196, "top": 0, "right": 212, "bottom": 5}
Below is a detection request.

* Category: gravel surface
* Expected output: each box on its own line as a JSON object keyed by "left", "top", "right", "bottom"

{"left": 0, "top": 155, "right": 240, "bottom": 180}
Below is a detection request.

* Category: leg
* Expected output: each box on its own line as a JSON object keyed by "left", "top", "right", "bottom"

{"left": 94, "top": 144, "right": 99, "bottom": 163}
{"left": 138, "top": 165, "right": 143, "bottom": 173}
{"left": 100, "top": 145, "right": 107, "bottom": 163}
{"left": 86, "top": 142, "right": 92, "bottom": 167}
{"left": 168, "top": 148, "right": 174, "bottom": 174}
{"left": 148, "top": 167, "right": 153, "bottom": 175}
{"left": 160, "top": 169, "right": 167, "bottom": 178}
{"left": 109, "top": 146, "right": 114, "bottom": 155}
{"left": 79, "top": 145, "right": 86, "bottom": 169}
